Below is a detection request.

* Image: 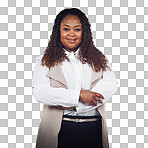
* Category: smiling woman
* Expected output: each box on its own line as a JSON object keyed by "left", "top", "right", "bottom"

{"left": 60, "top": 15, "right": 82, "bottom": 52}
{"left": 33, "top": 8, "right": 117, "bottom": 148}
{"left": 41, "top": 8, "right": 109, "bottom": 72}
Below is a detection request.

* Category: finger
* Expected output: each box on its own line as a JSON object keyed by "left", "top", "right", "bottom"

{"left": 91, "top": 99, "right": 97, "bottom": 106}
{"left": 94, "top": 96, "right": 103, "bottom": 104}
{"left": 90, "top": 100, "right": 94, "bottom": 106}
{"left": 91, "top": 91, "right": 104, "bottom": 99}
{"left": 95, "top": 93, "right": 104, "bottom": 99}
{"left": 90, "top": 102, "right": 96, "bottom": 106}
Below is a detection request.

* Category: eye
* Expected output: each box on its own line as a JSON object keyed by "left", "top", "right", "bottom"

{"left": 63, "top": 28, "right": 70, "bottom": 31}
{"left": 75, "top": 28, "right": 81, "bottom": 31}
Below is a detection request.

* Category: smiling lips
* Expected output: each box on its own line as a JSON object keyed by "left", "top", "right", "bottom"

{"left": 67, "top": 38, "right": 77, "bottom": 43}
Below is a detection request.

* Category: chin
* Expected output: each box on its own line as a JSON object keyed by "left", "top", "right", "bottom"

{"left": 69, "top": 45, "right": 80, "bottom": 50}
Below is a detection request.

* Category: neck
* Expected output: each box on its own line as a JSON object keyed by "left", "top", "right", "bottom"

{"left": 63, "top": 45, "right": 80, "bottom": 53}
{"left": 65, "top": 47, "right": 80, "bottom": 53}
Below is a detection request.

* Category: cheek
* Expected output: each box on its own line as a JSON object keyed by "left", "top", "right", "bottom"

{"left": 60, "top": 31, "right": 67, "bottom": 39}
{"left": 60, "top": 29, "right": 64, "bottom": 39}
{"left": 60, "top": 34, "right": 66, "bottom": 45}
{"left": 60, "top": 32, "right": 65, "bottom": 43}
{"left": 78, "top": 32, "right": 82, "bottom": 39}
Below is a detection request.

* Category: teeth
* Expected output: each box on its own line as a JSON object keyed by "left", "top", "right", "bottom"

{"left": 68, "top": 39, "right": 75, "bottom": 43}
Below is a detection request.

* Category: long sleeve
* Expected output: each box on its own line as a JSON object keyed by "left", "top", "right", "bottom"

{"left": 32, "top": 56, "right": 80, "bottom": 107}
{"left": 76, "top": 65, "right": 117, "bottom": 114}
{"left": 91, "top": 66, "right": 117, "bottom": 103}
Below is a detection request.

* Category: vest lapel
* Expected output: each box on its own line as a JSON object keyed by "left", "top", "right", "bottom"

{"left": 46, "top": 64, "right": 102, "bottom": 90}
{"left": 46, "top": 64, "right": 68, "bottom": 88}
{"left": 90, "top": 69, "right": 102, "bottom": 89}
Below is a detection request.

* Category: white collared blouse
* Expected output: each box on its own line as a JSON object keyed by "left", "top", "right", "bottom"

{"left": 32, "top": 49, "right": 117, "bottom": 116}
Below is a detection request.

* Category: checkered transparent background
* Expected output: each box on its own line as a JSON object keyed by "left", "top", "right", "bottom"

{"left": 0, "top": 0, "right": 148, "bottom": 147}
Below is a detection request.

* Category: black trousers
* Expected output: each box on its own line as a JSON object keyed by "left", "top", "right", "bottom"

{"left": 57, "top": 115, "right": 103, "bottom": 148}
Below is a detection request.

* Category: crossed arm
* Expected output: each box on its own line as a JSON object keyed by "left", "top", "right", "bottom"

{"left": 57, "top": 68, "right": 117, "bottom": 111}
{"left": 57, "top": 90, "right": 104, "bottom": 110}
{"left": 32, "top": 57, "right": 117, "bottom": 112}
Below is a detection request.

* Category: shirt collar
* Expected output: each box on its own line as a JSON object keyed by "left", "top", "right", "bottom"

{"left": 64, "top": 48, "right": 79, "bottom": 58}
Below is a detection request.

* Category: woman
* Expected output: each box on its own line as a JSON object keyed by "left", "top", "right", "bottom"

{"left": 32, "top": 8, "right": 117, "bottom": 148}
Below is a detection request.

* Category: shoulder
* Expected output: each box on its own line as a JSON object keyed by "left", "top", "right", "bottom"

{"left": 34, "top": 55, "right": 49, "bottom": 72}
{"left": 35, "top": 55, "right": 43, "bottom": 63}
{"left": 107, "top": 62, "right": 111, "bottom": 68}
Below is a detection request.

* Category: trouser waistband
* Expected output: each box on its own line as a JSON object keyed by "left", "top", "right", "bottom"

{"left": 63, "top": 115, "right": 102, "bottom": 122}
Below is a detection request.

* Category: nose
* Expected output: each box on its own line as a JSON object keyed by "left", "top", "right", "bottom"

{"left": 69, "top": 34, "right": 75, "bottom": 38}
{"left": 68, "top": 31, "right": 76, "bottom": 37}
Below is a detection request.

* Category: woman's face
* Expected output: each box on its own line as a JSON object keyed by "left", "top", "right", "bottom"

{"left": 60, "top": 15, "right": 82, "bottom": 52}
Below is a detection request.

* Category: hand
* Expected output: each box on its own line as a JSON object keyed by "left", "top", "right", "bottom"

{"left": 79, "top": 90, "right": 104, "bottom": 106}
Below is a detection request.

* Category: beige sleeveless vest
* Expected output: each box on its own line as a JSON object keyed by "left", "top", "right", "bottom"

{"left": 35, "top": 64, "right": 109, "bottom": 148}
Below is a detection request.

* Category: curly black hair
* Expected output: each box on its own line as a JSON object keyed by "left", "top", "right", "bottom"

{"left": 41, "top": 8, "right": 109, "bottom": 72}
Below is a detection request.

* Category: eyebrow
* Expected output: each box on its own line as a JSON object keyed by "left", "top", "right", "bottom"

{"left": 63, "top": 24, "right": 81, "bottom": 27}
